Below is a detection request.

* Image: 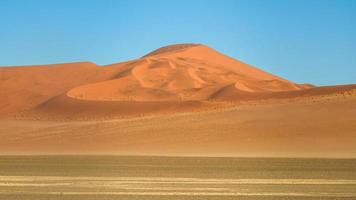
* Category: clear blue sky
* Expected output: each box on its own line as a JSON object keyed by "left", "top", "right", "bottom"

{"left": 1, "top": 0, "right": 355, "bottom": 85}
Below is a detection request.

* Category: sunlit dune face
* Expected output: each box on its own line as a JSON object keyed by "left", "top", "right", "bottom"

{"left": 66, "top": 45, "right": 301, "bottom": 102}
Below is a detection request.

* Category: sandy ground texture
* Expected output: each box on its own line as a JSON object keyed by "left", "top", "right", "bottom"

{"left": 0, "top": 156, "right": 356, "bottom": 200}
{"left": 0, "top": 95, "right": 355, "bottom": 157}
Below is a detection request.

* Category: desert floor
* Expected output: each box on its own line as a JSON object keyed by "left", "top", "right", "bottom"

{"left": 1, "top": 95, "right": 356, "bottom": 157}
{"left": 0, "top": 156, "right": 356, "bottom": 200}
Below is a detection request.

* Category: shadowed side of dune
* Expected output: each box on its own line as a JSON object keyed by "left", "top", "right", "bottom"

{"left": 25, "top": 94, "right": 210, "bottom": 120}
{"left": 20, "top": 83, "right": 354, "bottom": 120}
{"left": 211, "top": 84, "right": 356, "bottom": 101}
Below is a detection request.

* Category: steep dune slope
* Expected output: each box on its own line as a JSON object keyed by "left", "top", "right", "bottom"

{"left": 67, "top": 44, "right": 303, "bottom": 102}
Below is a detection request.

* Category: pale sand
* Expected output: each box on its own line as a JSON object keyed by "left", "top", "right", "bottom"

{"left": 0, "top": 156, "right": 355, "bottom": 199}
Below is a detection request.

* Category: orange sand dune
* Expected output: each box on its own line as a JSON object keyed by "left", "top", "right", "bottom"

{"left": 0, "top": 43, "right": 311, "bottom": 118}
{"left": 1, "top": 43, "right": 355, "bottom": 120}
{"left": 0, "top": 43, "right": 356, "bottom": 157}
{"left": 0, "top": 62, "right": 126, "bottom": 116}
{"left": 67, "top": 44, "right": 303, "bottom": 102}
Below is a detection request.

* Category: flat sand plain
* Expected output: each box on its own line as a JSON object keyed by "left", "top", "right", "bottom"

{"left": 1, "top": 95, "right": 356, "bottom": 157}
{"left": 0, "top": 156, "right": 355, "bottom": 200}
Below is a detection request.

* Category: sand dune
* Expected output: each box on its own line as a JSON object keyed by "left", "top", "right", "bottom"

{"left": 67, "top": 45, "right": 303, "bottom": 103}
{"left": 0, "top": 62, "right": 126, "bottom": 116}
{"left": 0, "top": 43, "right": 356, "bottom": 156}
{"left": 1, "top": 44, "right": 307, "bottom": 118}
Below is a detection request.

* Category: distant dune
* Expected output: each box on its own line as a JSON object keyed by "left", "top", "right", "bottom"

{"left": 0, "top": 44, "right": 355, "bottom": 157}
